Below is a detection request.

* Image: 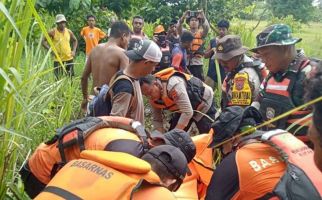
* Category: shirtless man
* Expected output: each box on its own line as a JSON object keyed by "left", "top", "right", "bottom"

{"left": 81, "top": 21, "right": 131, "bottom": 111}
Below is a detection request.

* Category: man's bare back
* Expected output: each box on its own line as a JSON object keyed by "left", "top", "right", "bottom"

{"left": 80, "top": 20, "right": 132, "bottom": 112}
{"left": 86, "top": 43, "right": 129, "bottom": 88}
{"left": 81, "top": 42, "right": 129, "bottom": 111}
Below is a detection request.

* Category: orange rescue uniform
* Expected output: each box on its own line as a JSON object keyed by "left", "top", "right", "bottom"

{"left": 35, "top": 151, "right": 175, "bottom": 200}
{"left": 174, "top": 132, "right": 214, "bottom": 200}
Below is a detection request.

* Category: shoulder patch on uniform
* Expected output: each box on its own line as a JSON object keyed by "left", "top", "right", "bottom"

{"left": 169, "top": 89, "right": 178, "bottom": 100}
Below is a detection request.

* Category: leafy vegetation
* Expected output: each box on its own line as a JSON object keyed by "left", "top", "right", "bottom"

{"left": 266, "top": 0, "right": 314, "bottom": 23}
{"left": 0, "top": 1, "right": 83, "bottom": 199}
{"left": 1, "top": 0, "right": 322, "bottom": 199}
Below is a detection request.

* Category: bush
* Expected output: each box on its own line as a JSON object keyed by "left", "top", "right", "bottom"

{"left": 229, "top": 19, "right": 256, "bottom": 48}
{"left": 311, "top": 7, "right": 322, "bottom": 23}
{"left": 268, "top": 15, "right": 302, "bottom": 33}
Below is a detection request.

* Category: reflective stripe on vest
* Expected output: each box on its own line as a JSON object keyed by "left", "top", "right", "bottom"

{"left": 35, "top": 151, "right": 161, "bottom": 200}
{"left": 259, "top": 59, "right": 312, "bottom": 137}
{"left": 265, "top": 78, "right": 291, "bottom": 97}
{"left": 41, "top": 186, "right": 82, "bottom": 200}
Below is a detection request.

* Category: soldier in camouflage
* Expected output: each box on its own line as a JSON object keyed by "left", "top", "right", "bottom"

{"left": 251, "top": 24, "right": 316, "bottom": 141}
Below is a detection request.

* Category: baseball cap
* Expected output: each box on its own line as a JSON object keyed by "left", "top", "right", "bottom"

{"left": 125, "top": 39, "right": 162, "bottom": 63}
{"left": 56, "top": 14, "right": 67, "bottom": 23}
{"left": 146, "top": 145, "right": 189, "bottom": 182}
{"left": 215, "top": 35, "right": 248, "bottom": 61}
{"left": 208, "top": 106, "right": 263, "bottom": 148}
{"left": 163, "top": 129, "right": 196, "bottom": 163}
{"left": 251, "top": 24, "right": 302, "bottom": 53}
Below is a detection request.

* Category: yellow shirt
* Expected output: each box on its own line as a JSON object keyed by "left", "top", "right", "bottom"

{"left": 52, "top": 28, "right": 73, "bottom": 62}
{"left": 80, "top": 26, "right": 106, "bottom": 55}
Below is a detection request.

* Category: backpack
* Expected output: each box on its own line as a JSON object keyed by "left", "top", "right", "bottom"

{"left": 241, "top": 129, "right": 322, "bottom": 200}
{"left": 242, "top": 59, "right": 268, "bottom": 83}
{"left": 45, "top": 116, "right": 150, "bottom": 177}
{"left": 87, "top": 74, "right": 133, "bottom": 117}
{"left": 154, "top": 68, "right": 207, "bottom": 110}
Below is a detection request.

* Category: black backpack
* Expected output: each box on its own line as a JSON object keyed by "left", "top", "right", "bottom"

{"left": 241, "top": 129, "right": 322, "bottom": 200}
{"left": 45, "top": 116, "right": 149, "bottom": 177}
{"left": 87, "top": 75, "right": 133, "bottom": 117}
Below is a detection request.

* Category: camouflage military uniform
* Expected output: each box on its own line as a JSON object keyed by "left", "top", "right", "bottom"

{"left": 251, "top": 24, "right": 316, "bottom": 138}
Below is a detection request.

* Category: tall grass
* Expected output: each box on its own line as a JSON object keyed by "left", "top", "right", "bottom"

{"left": 0, "top": 1, "right": 82, "bottom": 199}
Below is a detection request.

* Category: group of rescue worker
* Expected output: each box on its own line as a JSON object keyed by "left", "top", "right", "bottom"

{"left": 20, "top": 10, "right": 322, "bottom": 200}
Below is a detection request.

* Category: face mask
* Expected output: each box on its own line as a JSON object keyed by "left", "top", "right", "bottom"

{"left": 157, "top": 35, "right": 167, "bottom": 47}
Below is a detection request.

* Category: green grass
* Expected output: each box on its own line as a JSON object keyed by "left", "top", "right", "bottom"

{"left": 1, "top": 2, "right": 322, "bottom": 198}
{"left": 234, "top": 20, "right": 322, "bottom": 58}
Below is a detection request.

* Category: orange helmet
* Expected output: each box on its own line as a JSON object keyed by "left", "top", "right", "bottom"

{"left": 154, "top": 25, "right": 165, "bottom": 34}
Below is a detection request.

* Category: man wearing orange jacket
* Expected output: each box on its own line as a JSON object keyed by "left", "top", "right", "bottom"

{"left": 140, "top": 68, "right": 216, "bottom": 134}
{"left": 174, "top": 132, "right": 214, "bottom": 199}
{"left": 20, "top": 116, "right": 196, "bottom": 198}
{"left": 35, "top": 145, "right": 189, "bottom": 200}
{"left": 206, "top": 106, "right": 322, "bottom": 200}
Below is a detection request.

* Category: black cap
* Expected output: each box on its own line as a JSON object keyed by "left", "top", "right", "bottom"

{"left": 164, "top": 129, "right": 196, "bottom": 163}
{"left": 208, "top": 106, "right": 263, "bottom": 148}
{"left": 146, "top": 145, "right": 189, "bottom": 181}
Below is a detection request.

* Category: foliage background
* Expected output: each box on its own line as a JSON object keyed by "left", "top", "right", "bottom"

{"left": 0, "top": 0, "right": 322, "bottom": 199}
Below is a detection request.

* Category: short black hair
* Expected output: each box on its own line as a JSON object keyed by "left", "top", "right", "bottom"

{"left": 109, "top": 21, "right": 131, "bottom": 38}
{"left": 86, "top": 14, "right": 96, "bottom": 20}
{"left": 305, "top": 61, "right": 322, "bottom": 146}
{"left": 170, "top": 19, "right": 177, "bottom": 26}
{"left": 217, "top": 19, "right": 230, "bottom": 29}
{"left": 132, "top": 15, "right": 144, "bottom": 22}
{"left": 139, "top": 74, "right": 156, "bottom": 86}
{"left": 181, "top": 30, "right": 194, "bottom": 43}
{"left": 186, "top": 16, "right": 200, "bottom": 24}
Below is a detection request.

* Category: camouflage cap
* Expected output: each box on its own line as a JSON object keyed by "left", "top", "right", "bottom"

{"left": 215, "top": 35, "right": 248, "bottom": 61}
{"left": 251, "top": 24, "right": 301, "bottom": 52}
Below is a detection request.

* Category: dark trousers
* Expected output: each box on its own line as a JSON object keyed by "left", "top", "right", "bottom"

{"left": 188, "top": 65, "right": 204, "bottom": 81}
{"left": 19, "top": 162, "right": 46, "bottom": 198}
{"left": 169, "top": 100, "right": 217, "bottom": 134}
{"left": 207, "top": 60, "right": 226, "bottom": 83}
{"left": 53, "top": 59, "right": 74, "bottom": 79}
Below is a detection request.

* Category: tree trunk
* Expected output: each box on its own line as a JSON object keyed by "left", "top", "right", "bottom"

{"left": 199, "top": 0, "right": 207, "bottom": 14}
